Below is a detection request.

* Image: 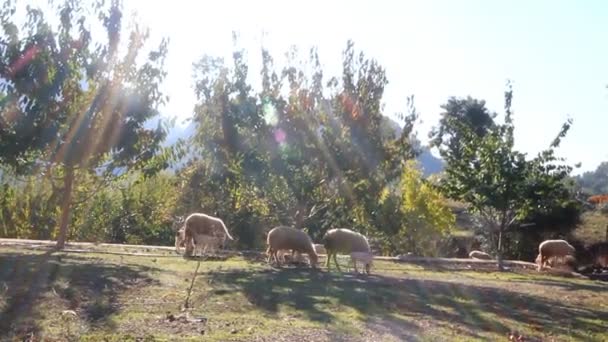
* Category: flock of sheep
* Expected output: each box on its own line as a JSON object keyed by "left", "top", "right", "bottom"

{"left": 174, "top": 212, "right": 374, "bottom": 273}
{"left": 470, "top": 239, "right": 583, "bottom": 272}
{"left": 174, "top": 212, "right": 604, "bottom": 274}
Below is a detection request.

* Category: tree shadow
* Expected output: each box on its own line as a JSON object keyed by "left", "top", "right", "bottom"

{"left": 0, "top": 250, "right": 159, "bottom": 339}
{"left": 506, "top": 277, "right": 608, "bottom": 292}
{"left": 207, "top": 267, "right": 608, "bottom": 340}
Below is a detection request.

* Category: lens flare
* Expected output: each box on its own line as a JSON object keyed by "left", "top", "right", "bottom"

{"left": 274, "top": 128, "right": 286, "bottom": 144}
{"left": 263, "top": 100, "right": 278, "bottom": 126}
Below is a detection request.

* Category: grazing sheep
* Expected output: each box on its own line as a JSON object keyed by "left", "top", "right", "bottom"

{"left": 276, "top": 249, "right": 307, "bottom": 264}
{"left": 536, "top": 239, "right": 576, "bottom": 271}
{"left": 350, "top": 251, "right": 373, "bottom": 274}
{"left": 266, "top": 226, "right": 318, "bottom": 268}
{"left": 194, "top": 234, "right": 226, "bottom": 255}
{"left": 175, "top": 227, "right": 186, "bottom": 253}
{"left": 176, "top": 226, "right": 225, "bottom": 257}
{"left": 323, "top": 228, "right": 371, "bottom": 272}
{"left": 468, "top": 250, "right": 492, "bottom": 260}
{"left": 536, "top": 254, "right": 576, "bottom": 270}
{"left": 182, "top": 213, "right": 234, "bottom": 257}
{"left": 314, "top": 244, "right": 327, "bottom": 255}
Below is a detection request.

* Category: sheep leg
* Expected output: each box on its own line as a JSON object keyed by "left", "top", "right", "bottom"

{"left": 333, "top": 253, "right": 341, "bottom": 272}
{"left": 353, "top": 259, "right": 359, "bottom": 274}
{"left": 274, "top": 250, "right": 282, "bottom": 267}
{"left": 326, "top": 252, "right": 332, "bottom": 269}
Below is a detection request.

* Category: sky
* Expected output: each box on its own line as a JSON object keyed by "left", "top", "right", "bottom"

{"left": 122, "top": 0, "right": 606, "bottom": 174}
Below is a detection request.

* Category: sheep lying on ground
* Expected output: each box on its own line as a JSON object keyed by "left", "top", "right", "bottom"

{"left": 536, "top": 239, "right": 576, "bottom": 271}
{"left": 266, "top": 226, "right": 318, "bottom": 268}
{"left": 350, "top": 251, "right": 374, "bottom": 274}
{"left": 323, "top": 228, "right": 371, "bottom": 273}
{"left": 468, "top": 250, "right": 492, "bottom": 260}
{"left": 535, "top": 254, "right": 577, "bottom": 271}
{"left": 180, "top": 213, "right": 234, "bottom": 257}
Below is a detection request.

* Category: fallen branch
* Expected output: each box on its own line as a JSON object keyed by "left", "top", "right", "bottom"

{"left": 184, "top": 261, "right": 202, "bottom": 309}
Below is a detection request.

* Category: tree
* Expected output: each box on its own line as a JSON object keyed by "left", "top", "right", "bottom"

{"left": 432, "top": 84, "right": 576, "bottom": 269}
{"left": 377, "top": 160, "right": 454, "bottom": 255}
{"left": 576, "top": 162, "right": 608, "bottom": 195}
{"left": 430, "top": 96, "right": 496, "bottom": 159}
{"left": 0, "top": 0, "right": 169, "bottom": 248}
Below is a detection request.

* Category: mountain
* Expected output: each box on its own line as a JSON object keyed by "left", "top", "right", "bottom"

{"left": 154, "top": 115, "right": 445, "bottom": 176}
{"left": 380, "top": 116, "right": 445, "bottom": 177}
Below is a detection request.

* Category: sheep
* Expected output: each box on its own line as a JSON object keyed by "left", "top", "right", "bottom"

{"left": 536, "top": 254, "right": 576, "bottom": 270}
{"left": 266, "top": 226, "right": 318, "bottom": 268}
{"left": 323, "top": 228, "right": 371, "bottom": 272}
{"left": 194, "top": 234, "right": 226, "bottom": 256}
{"left": 468, "top": 250, "right": 492, "bottom": 260}
{"left": 175, "top": 227, "right": 186, "bottom": 253}
{"left": 314, "top": 244, "right": 327, "bottom": 255}
{"left": 536, "top": 239, "right": 576, "bottom": 272}
{"left": 182, "top": 213, "right": 234, "bottom": 257}
{"left": 276, "top": 249, "right": 306, "bottom": 264}
{"left": 350, "top": 251, "right": 374, "bottom": 274}
{"left": 176, "top": 226, "right": 225, "bottom": 257}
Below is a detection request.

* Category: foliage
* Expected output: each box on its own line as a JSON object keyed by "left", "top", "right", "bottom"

{"left": 377, "top": 160, "right": 454, "bottom": 256}
{"left": 0, "top": 0, "right": 171, "bottom": 247}
{"left": 0, "top": 169, "right": 179, "bottom": 245}
{"left": 576, "top": 162, "right": 608, "bottom": 195}
{"left": 431, "top": 84, "right": 580, "bottom": 266}
{"left": 182, "top": 39, "right": 421, "bottom": 251}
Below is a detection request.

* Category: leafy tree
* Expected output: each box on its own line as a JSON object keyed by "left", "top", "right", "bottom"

{"left": 430, "top": 96, "right": 496, "bottom": 159}
{"left": 377, "top": 160, "right": 454, "bottom": 255}
{"left": 576, "top": 162, "right": 608, "bottom": 195}
{"left": 0, "top": 0, "right": 170, "bottom": 248}
{"left": 432, "top": 85, "right": 577, "bottom": 268}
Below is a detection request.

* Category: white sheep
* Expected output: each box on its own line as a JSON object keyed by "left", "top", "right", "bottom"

{"left": 181, "top": 213, "right": 234, "bottom": 256}
{"left": 323, "top": 228, "right": 371, "bottom": 273}
{"left": 265, "top": 226, "right": 318, "bottom": 268}
{"left": 313, "top": 244, "right": 327, "bottom": 255}
{"left": 536, "top": 239, "right": 576, "bottom": 272}
{"left": 350, "top": 251, "right": 374, "bottom": 274}
{"left": 468, "top": 250, "right": 492, "bottom": 260}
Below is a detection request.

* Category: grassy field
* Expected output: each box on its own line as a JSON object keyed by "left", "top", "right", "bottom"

{"left": 0, "top": 244, "right": 607, "bottom": 342}
{"left": 574, "top": 211, "right": 608, "bottom": 244}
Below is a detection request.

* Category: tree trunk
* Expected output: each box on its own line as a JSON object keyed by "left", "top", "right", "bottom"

{"left": 497, "top": 225, "right": 505, "bottom": 271}
{"left": 55, "top": 166, "right": 75, "bottom": 249}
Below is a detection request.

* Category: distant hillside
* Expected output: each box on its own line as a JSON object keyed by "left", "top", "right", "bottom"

{"left": 153, "top": 115, "right": 445, "bottom": 176}
{"left": 380, "top": 116, "right": 444, "bottom": 177}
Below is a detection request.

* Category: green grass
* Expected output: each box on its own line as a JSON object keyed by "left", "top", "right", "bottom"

{"left": 1, "top": 245, "right": 607, "bottom": 341}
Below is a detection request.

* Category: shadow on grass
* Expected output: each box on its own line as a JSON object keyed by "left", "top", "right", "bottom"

{"left": 207, "top": 267, "right": 608, "bottom": 340}
{"left": 506, "top": 277, "right": 608, "bottom": 292}
{"left": 0, "top": 250, "right": 159, "bottom": 338}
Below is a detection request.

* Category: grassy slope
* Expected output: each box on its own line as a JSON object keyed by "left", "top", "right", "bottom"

{"left": 1, "top": 245, "right": 607, "bottom": 342}
{"left": 574, "top": 211, "right": 608, "bottom": 244}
